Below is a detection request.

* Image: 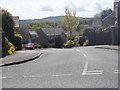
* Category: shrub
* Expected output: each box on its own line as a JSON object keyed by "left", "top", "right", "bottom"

{"left": 2, "top": 9, "right": 15, "bottom": 43}
{"left": 13, "top": 33, "right": 22, "bottom": 50}
{"left": 7, "top": 42, "right": 15, "bottom": 55}
{"left": 22, "top": 44, "right": 25, "bottom": 48}
{"left": 35, "top": 44, "right": 42, "bottom": 48}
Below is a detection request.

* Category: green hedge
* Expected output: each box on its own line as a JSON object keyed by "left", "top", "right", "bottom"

{"left": 35, "top": 44, "right": 42, "bottom": 48}
{"left": 13, "top": 33, "right": 22, "bottom": 50}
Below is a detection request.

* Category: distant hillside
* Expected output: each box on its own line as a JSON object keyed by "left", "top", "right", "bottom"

{"left": 20, "top": 16, "right": 93, "bottom": 26}
{"left": 19, "top": 16, "right": 64, "bottom": 26}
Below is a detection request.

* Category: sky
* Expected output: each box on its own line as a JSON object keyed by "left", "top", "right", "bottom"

{"left": 1, "top": 0, "right": 114, "bottom": 20}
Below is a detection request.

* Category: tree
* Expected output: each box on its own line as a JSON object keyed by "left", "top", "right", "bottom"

{"left": 61, "top": 7, "right": 80, "bottom": 39}
{"left": 94, "top": 9, "right": 113, "bottom": 19}
{"left": 1, "top": 9, "right": 23, "bottom": 51}
{"left": 1, "top": 9, "right": 15, "bottom": 43}
{"left": 101, "top": 9, "right": 113, "bottom": 19}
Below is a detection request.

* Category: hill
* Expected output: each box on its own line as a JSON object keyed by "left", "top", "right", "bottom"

{"left": 19, "top": 16, "right": 64, "bottom": 26}
{"left": 20, "top": 16, "right": 93, "bottom": 26}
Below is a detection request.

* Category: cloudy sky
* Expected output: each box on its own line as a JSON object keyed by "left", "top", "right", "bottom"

{"left": 1, "top": 0, "right": 114, "bottom": 20}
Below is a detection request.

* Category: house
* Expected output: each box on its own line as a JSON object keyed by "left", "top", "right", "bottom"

{"left": 92, "top": 18, "right": 102, "bottom": 28}
{"left": 102, "top": 12, "right": 115, "bottom": 27}
{"left": 37, "top": 28, "right": 66, "bottom": 48}
{"left": 17, "top": 28, "right": 39, "bottom": 44}
{"left": 65, "top": 31, "right": 79, "bottom": 38}
{"left": 13, "top": 16, "right": 19, "bottom": 28}
{"left": 29, "top": 31, "right": 39, "bottom": 44}
{"left": 92, "top": 0, "right": 120, "bottom": 28}
{"left": 114, "top": 0, "right": 120, "bottom": 27}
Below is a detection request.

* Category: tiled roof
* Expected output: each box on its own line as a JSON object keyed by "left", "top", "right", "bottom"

{"left": 41, "top": 28, "right": 64, "bottom": 36}
{"left": 29, "top": 31, "right": 38, "bottom": 35}
{"left": 92, "top": 18, "right": 102, "bottom": 27}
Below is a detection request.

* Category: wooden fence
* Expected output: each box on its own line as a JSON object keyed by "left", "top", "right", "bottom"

{"left": 86, "top": 27, "right": 120, "bottom": 45}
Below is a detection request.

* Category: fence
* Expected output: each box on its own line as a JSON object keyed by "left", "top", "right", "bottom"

{"left": 87, "top": 27, "right": 120, "bottom": 45}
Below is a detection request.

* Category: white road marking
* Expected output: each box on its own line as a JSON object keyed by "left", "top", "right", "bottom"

{"left": 23, "top": 75, "right": 42, "bottom": 78}
{"left": 82, "top": 71, "right": 103, "bottom": 75}
{"left": 114, "top": 70, "right": 120, "bottom": 74}
{"left": 75, "top": 49, "right": 87, "bottom": 57}
{"left": 82, "top": 61, "right": 88, "bottom": 75}
{"left": 76, "top": 49, "right": 80, "bottom": 52}
{"left": 52, "top": 74, "right": 72, "bottom": 77}
{"left": 82, "top": 61, "right": 103, "bottom": 75}
{"left": 0, "top": 77, "right": 8, "bottom": 79}
{"left": 83, "top": 53, "right": 87, "bottom": 57}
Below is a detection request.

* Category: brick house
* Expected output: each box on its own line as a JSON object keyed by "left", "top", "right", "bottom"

{"left": 114, "top": 0, "right": 120, "bottom": 27}
{"left": 17, "top": 28, "right": 39, "bottom": 44}
{"left": 37, "top": 28, "right": 66, "bottom": 48}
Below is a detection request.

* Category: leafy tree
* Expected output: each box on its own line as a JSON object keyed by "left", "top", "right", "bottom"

{"left": 22, "top": 22, "right": 58, "bottom": 31}
{"left": 61, "top": 7, "right": 80, "bottom": 39}
{"left": 101, "top": 9, "right": 113, "bottom": 19}
{"left": 21, "top": 24, "right": 32, "bottom": 29}
{"left": 1, "top": 9, "right": 15, "bottom": 43}
{"left": 94, "top": 9, "right": 113, "bottom": 19}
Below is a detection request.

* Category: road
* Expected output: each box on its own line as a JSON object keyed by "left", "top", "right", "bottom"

{"left": 1, "top": 47, "right": 119, "bottom": 88}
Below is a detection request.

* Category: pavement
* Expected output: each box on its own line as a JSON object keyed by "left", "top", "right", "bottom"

{"left": 0, "top": 45, "right": 118, "bottom": 67}
{"left": 0, "top": 49, "right": 42, "bottom": 67}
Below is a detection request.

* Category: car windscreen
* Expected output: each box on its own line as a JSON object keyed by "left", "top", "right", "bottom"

{"left": 27, "top": 43, "right": 33, "bottom": 46}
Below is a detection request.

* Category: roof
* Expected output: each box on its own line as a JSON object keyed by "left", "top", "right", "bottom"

{"left": 65, "top": 31, "right": 79, "bottom": 37}
{"left": 102, "top": 12, "right": 115, "bottom": 21}
{"left": 92, "top": 18, "right": 102, "bottom": 27}
{"left": 114, "top": 0, "right": 120, "bottom": 2}
{"left": 29, "top": 31, "right": 38, "bottom": 35}
{"left": 41, "top": 28, "right": 64, "bottom": 36}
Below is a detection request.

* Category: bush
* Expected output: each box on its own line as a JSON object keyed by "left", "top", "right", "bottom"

{"left": 35, "top": 44, "right": 42, "bottom": 48}
{"left": 7, "top": 42, "right": 15, "bottom": 55}
{"left": 2, "top": 9, "right": 15, "bottom": 43}
{"left": 13, "top": 33, "right": 22, "bottom": 50}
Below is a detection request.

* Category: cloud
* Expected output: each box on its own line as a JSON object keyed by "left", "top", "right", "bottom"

{"left": 39, "top": 5, "right": 54, "bottom": 11}
{"left": 85, "top": 2, "right": 103, "bottom": 12}
{"left": 67, "top": 2, "right": 86, "bottom": 12}
{"left": 67, "top": 2, "right": 103, "bottom": 12}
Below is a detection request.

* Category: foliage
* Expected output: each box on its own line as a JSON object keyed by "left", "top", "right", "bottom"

{"left": 19, "top": 16, "right": 64, "bottom": 26}
{"left": 94, "top": 9, "right": 113, "bottom": 19}
{"left": 13, "top": 33, "right": 23, "bottom": 50}
{"left": 21, "top": 22, "right": 59, "bottom": 31}
{"left": 32, "top": 22, "right": 52, "bottom": 30}
{"left": 61, "top": 7, "right": 80, "bottom": 38}
{"left": 1, "top": 9, "right": 15, "bottom": 43}
{"left": 20, "top": 16, "right": 93, "bottom": 28}
{"left": 5, "top": 38, "right": 15, "bottom": 55}
{"left": 34, "top": 44, "right": 42, "bottom": 48}
{"left": 7, "top": 42, "right": 15, "bottom": 55}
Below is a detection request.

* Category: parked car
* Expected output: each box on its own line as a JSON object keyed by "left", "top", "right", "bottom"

{"left": 64, "top": 40, "right": 75, "bottom": 48}
{"left": 25, "top": 43, "right": 35, "bottom": 50}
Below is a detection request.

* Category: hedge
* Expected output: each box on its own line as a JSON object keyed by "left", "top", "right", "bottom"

{"left": 13, "top": 33, "right": 22, "bottom": 50}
